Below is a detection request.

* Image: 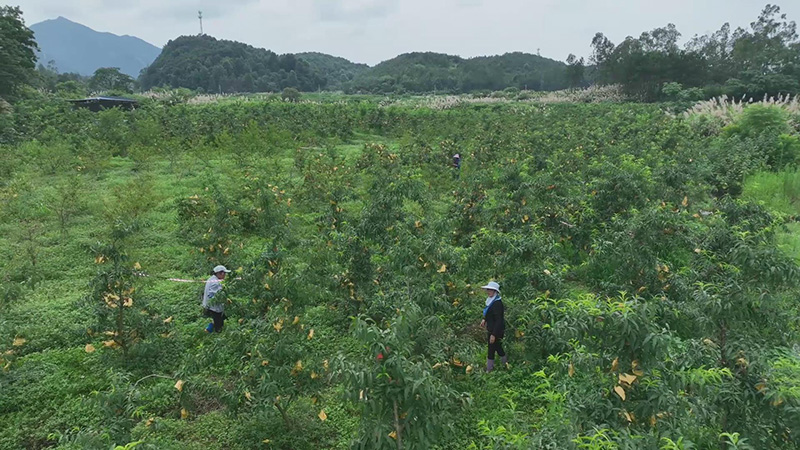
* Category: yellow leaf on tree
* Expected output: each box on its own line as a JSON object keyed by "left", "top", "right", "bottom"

{"left": 134, "top": 262, "right": 141, "bottom": 270}
{"left": 619, "top": 373, "right": 637, "bottom": 385}
{"left": 181, "top": 408, "right": 189, "bottom": 419}
{"left": 318, "top": 410, "right": 327, "bottom": 421}
{"left": 85, "top": 343, "right": 96, "bottom": 353}
{"left": 103, "top": 339, "right": 118, "bottom": 348}
{"left": 308, "top": 329, "right": 314, "bottom": 340}
{"left": 388, "top": 431, "right": 397, "bottom": 440}
{"left": 682, "top": 196, "right": 689, "bottom": 207}
{"left": 611, "top": 357, "right": 619, "bottom": 372}
{"left": 262, "top": 439, "right": 270, "bottom": 444}
{"left": 437, "top": 264, "right": 447, "bottom": 273}
{"left": 12, "top": 337, "right": 26, "bottom": 347}
{"left": 568, "top": 363, "right": 575, "bottom": 378}
{"left": 623, "top": 411, "right": 635, "bottom": 423}
{"left": 273, "top": 320, "right": 283, "bottom": 332}
{"left": 293, "top": 316, "right": 300, "bottom": 325}
{"left": 323, "top": 359, "right": 329, "bottom": 371}
{"left": 736, "top": 357, "right": 748, "bottom": 368}
{"left": 163, "top": 316, "right": 173, "bottom": 324}
{"left": 614, "top": 385, "right": 626, "bottom": 401}
{"left": 466, "top": 365, "right": 474, "bottom": 374}
{"left": 756, "top": 382, "right": 767, "bottom": 393}
{"left": 175, "top": 379, "right": 184, "bottom": 392}
{"left": 292, "top": 360, "right": 303, "bottom": 375}
{"left": 261, "top": 360, "right": 270, "bottom": 366}
{"left": 123, "top": 297, "right": 133, "bottom": 307}
{"left": 311, "top": 371, "right": 319, "bottom": 379}
{"left": 145, "top": 418, "right": 154, "bottom": 427}
{"left": 245, "top": 391, "right": 252, "bottom": 401}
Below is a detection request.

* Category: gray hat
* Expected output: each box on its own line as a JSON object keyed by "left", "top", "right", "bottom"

{"left": 481, "top": 281, "right": 500, "bottom": 292}
{"left": 213, "top": 265, "right": 231, "bottom": 274}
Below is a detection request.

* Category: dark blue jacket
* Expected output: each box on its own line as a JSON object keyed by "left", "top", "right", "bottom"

{"left": 484, "top": 300, "right": 505, "bottom": 338}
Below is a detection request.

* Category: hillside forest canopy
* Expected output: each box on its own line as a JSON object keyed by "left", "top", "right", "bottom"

{"left": 16, "top": 4, "right": 800, "bottom": 101}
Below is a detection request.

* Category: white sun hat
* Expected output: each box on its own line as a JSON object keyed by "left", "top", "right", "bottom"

{"left": 481, "top": 281, "right": 500, "bottom": 292}
{"left": 213, "top": 265, "right": 231, "bottom": 273}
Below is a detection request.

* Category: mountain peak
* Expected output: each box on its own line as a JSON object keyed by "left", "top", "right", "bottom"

{"left": 30, "top": 17, "right": 161, "bottom": 77}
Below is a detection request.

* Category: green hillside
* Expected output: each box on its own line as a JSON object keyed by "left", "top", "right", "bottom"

{"left": 348, "top": 51, "right": 569, "bottom": 94}
{"left": 140, "top": 35, "right": 326, "bottom": 93}
{"left": 296, "top": 52, "right": 369, "bottom": 91}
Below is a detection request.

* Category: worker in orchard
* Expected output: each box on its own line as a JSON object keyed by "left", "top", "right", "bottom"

{"left": 480, "top": 281, "right": 507, "bottom": 372}
{"left": 202, "top": 265, "right": 231, "bottom": 333}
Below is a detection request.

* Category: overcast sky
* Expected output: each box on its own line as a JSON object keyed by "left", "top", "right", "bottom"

{"left": 14, "top": 0, "right": 800, "bottom": 65}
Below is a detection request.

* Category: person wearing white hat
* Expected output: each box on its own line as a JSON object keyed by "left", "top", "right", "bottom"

{"left": 452, "top": 153, "right": 461, "bottom": 179}
{"left": 479, "top": 281, "right": 506, "bottom": 372}
{"left": 202, "top": 265, "right": 231, "bottom": 333}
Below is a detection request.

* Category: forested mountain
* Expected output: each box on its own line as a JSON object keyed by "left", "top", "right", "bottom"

{"left": 140, "top": 35, "right": 326, "bottom": 93}
{"left": 142, "top": 38, "right": 571, "bottom": 95}
{"left": 30, "top": 16, "right": 160, "bottom": 77}
{"left": 296, "top": 52, "right": 369, "bottom": 90}
{"left": 347, "top": 52, "right": 570, "bottom": 94}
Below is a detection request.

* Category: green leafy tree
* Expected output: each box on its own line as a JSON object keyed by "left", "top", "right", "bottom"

{"left": 85, "top": 222, "right": 159, "bottom": 359}
{"left": 45, "top": 173, "right": 87, "bottom": 235}
{"left": 90, "top": 67, "right": 135, "bottom": 93}
{"left": 281, "top": 87, "right": 301, "bottom": 102}
{"left": 566, "top": 54, "right": 586, "bottom": 88}
{"left": 0, "top": 6, "right": 38, "bottom": 99}
{"left": 339, "top": 304, "right": 469, "bottom": 449}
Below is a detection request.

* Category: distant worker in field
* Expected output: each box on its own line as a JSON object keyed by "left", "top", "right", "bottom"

{"left": 202, "top": 265, "right": 231, "bottom": 333}
{"left": 479, "top": 281, "right": 507, "bottom": 372}
{"left": 452, "top": 153, "right": 461, "bottom": 179}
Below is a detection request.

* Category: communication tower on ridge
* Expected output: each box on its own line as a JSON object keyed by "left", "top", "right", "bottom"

{"left": 198, "top": 11, "right": 204, "bottom": 35}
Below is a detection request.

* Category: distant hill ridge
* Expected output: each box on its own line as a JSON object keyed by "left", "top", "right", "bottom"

{"left": 352, "top": 51, "right": 569, "bottom": 93}
{"left": 30, "top": 16, "right": 161, "bottom": 77}
{"left": 30, "top": 17, "right": 571, "bottom": 93}
{"left": 141, "top": 36, "right": 570, "bottom": 94}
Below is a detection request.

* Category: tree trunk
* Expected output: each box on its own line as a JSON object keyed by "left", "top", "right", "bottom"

{"left": 274, "top": 398, "right": 292, "bottom": 429}
{"left": 393, "top": 400, "right": 403, "bottom": 450}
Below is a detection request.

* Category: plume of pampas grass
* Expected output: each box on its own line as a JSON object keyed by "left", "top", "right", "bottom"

{"left": 684, "top": 94, "right": 800, "bottom": 125}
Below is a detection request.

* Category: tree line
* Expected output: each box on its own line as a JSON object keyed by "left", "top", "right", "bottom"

{"left": 591, "top": 4, "right": 800, "bottom": 101}
{"left": 0, "top": 4, "right": 798, "bottom": 101}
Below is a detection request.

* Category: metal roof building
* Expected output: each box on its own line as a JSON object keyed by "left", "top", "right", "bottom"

{"left": 68, "top": 96, "right": 138, "bottom": 112}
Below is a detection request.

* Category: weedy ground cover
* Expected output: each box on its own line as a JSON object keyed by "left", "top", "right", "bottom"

{"left": 1, "top": 97, "right": 799, "bottom": 449}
